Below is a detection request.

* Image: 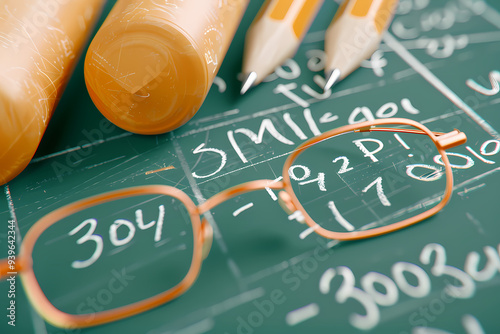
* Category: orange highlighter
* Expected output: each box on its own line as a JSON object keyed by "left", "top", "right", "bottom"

{"left": 85, "top": 0, "right": 249, "bottom": 135}
{"left": 0, "top": 0, "right": 104, "bottom": 185}
{"left": 324, "top": 0, "right": 399, "bottom": 90}
{"left": 241, "top": 0, "right": 324, "bottom": 94}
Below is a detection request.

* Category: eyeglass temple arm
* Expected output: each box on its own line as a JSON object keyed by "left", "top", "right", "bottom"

{"left": 358, "top": 127, "right": 467, "bottom": 149}
{"left": 198, "top": 179, "right": 285, "bottom": 214}
{"left": 358, "top": 126, "right": 446, "bottom": 135}
{"left": 0, "top": 257, "right": 26, "bottom": 280}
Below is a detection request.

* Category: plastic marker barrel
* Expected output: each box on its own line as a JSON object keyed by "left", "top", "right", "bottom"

{"left": 0, "top": 0, "right": 104, "bottom": 185}
{"left": 84, "top": 0, "right": 249, "bottom": 135}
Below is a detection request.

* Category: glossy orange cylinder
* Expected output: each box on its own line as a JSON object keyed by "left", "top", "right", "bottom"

{"left": 0, "top": 0, "right": 103, "bottom": 185}
{"left": 84, "top": 0, "right": 249, "bottom": 135}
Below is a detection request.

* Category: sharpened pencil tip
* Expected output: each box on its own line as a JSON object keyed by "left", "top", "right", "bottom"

{"left": 240, "top": 72, "right": 258, "bottom": 95}
{"left": 324, "top": 68, "right": 341, "bottom": 92}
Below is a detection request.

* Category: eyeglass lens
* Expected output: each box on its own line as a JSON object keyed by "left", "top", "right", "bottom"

{"left": 288, "top": 125, "right": 447, "bottom": 234}
{"left": 32, "top": 193, "right": 195, "bottom": 315}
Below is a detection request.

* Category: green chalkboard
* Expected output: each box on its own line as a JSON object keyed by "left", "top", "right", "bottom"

{"left": 2, "top": 0, "right": 500, "bottom": 333}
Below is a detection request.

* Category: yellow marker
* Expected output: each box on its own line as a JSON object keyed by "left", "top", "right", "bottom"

{"left": 0, "top": 0, "right": 103, "bottom": 185}
{"left": 85, "top": 0, "right": 249, "bottom": 135}
{"left": 241, "top": 0, "right": 323, "bottom": 94}
{"left": 324, "top": 0, "right": 399, "bottom": 91}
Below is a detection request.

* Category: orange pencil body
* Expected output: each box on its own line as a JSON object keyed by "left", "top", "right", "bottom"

{"left": 241, "top": 0, "right": 323, "bottom": 93}
{"left": 323, "top": 0, "right": 398, "bottom": 90}
{"left": 0, "top": 0, "right": 103, "bottom": 185}
{"left": 84, "top": 0, "right": 249, "bottom": 135}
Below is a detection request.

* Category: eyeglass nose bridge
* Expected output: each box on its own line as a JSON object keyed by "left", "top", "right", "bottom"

{"left": 278, "top": 191, "right": 296, "bottom": 214}
{"left": 435, "top": 130, "right": 467, "bottom": 150}
{"left": 200, "top": 218, "right": 213, "bottom": 260}
{"left": 278, "top": 191, "right": 305, "bottom": 224}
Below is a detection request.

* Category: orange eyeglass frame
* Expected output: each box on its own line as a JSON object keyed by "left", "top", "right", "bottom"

{"left": 0, "top": 118, "right": 466, "bottom": 328}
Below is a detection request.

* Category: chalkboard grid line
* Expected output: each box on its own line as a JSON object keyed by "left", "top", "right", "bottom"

{"left": 380, "top": 31, "right": 500, "bottom": 52}
{"left": 29, "top": 132, "right": 133, "bottom": 165}
{"left": 148, "top": 288, "right": 266, "bottom": 334}
{"left": 383, "top": 32, "right": 500, "bottom": 140}
{"left": 309, "top": 28, "right": 500, "bottom": 50}
{"left": 419, "top": 110, "right": 465, "bottom": 125}
{"left": 452, "top": 166, "right": 499, "bottom": 192}
{"left": 241, "top": 243, "right": 337, "bottom": 286}
{"left": 461, "top": 0, "right": 500, "bottom": 29}
{"left": 170, "top": 132, "right": 249, "bottom": 292}
{"left": 176, "top": 80, "right": 387, "bottom": 139}
{"left": 192, "top": 108, "right": 240, "bottom": 125}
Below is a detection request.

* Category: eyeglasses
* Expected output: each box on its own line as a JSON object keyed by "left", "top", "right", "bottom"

{"left": 0, "top": 118, "right": 466, "bottom": 328}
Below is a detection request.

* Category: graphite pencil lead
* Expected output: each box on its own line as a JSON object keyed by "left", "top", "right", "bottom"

{"left": 240, "top": 72, "right": 258, "bottom": 95}
{"left": 324, "top": 68, "right": 341, "bottom": 92}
